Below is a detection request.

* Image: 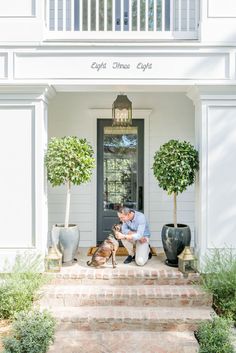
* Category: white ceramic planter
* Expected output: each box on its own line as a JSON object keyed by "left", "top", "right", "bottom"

{"left": 51, "top": 224, "right": 80, "bottom": 265}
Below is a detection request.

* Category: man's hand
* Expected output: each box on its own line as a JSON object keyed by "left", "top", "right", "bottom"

{"left": 115, "top": 232, "right": 125, "bottom": 240}
{"left": 139, "top": 237, "right": 148, "bottom": 244}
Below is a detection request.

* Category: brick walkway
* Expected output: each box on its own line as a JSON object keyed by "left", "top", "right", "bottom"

{"left": 40, "top": 248, "right": 213, "bottom": 353}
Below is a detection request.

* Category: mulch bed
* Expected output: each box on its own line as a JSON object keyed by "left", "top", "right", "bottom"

{"left": 0, "top": 320, "right": 12, "bottom": 351}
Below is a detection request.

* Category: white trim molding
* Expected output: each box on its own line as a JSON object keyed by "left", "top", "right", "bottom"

{"left": 207, "top": 0, "right": 236, "bottom": 18}
{"left": 0, "top": 84, "right": 56, "bottom": 104}
{"left": 0, "top": 0, "right": 36, "bottom": 18}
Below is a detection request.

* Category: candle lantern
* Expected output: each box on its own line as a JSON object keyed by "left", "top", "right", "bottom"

{"left": 45, "top": 246, "right": 62, "bottom": 272}
{"left": 178, "top": 246, "right": 197, "bottom": 276}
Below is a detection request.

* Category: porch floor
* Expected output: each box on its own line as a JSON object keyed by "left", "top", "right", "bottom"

{"left": 63, "top": 246, "right": 166, "bottom": 271}
{"left": 50, "top": 247, "right": 200, "bottom": 285}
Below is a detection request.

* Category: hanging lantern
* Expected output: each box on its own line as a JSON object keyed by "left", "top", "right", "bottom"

{"left": 45, "top": 246, "right": 62, "bottom": 272}
{"left": 112, "top": 94, "right": 132, "bottom": 127}
{"left": 178, "top": 246, "right": 198, "bottom": 276}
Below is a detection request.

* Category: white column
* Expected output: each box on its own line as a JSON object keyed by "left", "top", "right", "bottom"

{"left": 188, "top": 86, "right": 236, "bottom": 266}
{"left": 0, "top": 86, "right": 54, "bottom": 271}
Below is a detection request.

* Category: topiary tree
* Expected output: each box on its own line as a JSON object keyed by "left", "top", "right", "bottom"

{"left": 152, "top": 139, "right": 199, "bottom": 228}
{"left": 45, "top": 136, "right": 95, "bottom": 228}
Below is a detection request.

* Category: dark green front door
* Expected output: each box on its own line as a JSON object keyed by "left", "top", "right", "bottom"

{"left": 97, "top": 119, "right": 144, "bottom": 244}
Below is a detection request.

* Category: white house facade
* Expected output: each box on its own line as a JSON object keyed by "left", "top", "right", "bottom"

{"left": 0, "top": 0, "right": 236, "bottom": 269}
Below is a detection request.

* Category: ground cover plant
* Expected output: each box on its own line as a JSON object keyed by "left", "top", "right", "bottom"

{"left": 2, "top": 310, "right": 56, "bottom": 353}
{"left": 200, "top": 247, "right": 236, "bottom": 322}
{"left": 0, "top": 253, "right": 49, "bottom": 319}
{"left": 196, "top": 315, "right": 234, "bottom": 353}
{"left": 0, "top": 253, "right": 54, "bottom": 352}
{"left": 196, "top": 247, "right": 236, "bottom": 352}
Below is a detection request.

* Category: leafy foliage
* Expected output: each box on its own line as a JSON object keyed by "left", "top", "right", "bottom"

{"left": 201, "top": 247, "right": 236, "bottom": 322}
{"left": 45, "top": 136, "right": 95, "bottom": 187}
{"left": 3, "top": 310, "right": 56, "bottom": 353}
{"left": 152, "top": 139, "right": 199, "bottom": 195}
{"left": 196, "top": 315, "right": 234, "bottom": 353}
{"left": 0, "top": 253, "right": 49, "bottom": 319}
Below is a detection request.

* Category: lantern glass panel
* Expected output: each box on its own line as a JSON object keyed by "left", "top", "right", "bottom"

{"left": 45, "top": 248, "right": 62, "bottom": 272}
{"left": 179, "top": 258, "right": 197, "bottom": 273}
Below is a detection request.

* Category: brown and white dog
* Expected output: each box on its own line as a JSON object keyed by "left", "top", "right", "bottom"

{"left": 87, "top": 224, "right": 121, "bottom": 268}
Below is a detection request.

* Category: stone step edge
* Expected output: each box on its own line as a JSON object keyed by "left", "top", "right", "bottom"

{"left": 53, "top": 329, "right": 198, "bottom": 337}
{"left": 48, "top": 269, "right": 200, "bottom": 281}
{"left": 42, "top": 305, "right": 213, "bottom": 321}
{"left": 39, "top": 284, "right": 211, "bottom": 299}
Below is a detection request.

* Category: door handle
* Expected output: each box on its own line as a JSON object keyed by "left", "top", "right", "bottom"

{"left": 138, "top": 186, "right": 143, "bottom": 211}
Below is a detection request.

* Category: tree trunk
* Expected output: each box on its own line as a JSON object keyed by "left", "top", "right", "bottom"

{"left": 173, "top": 192, "right": 177, "bottom": 228}
{"left": 65, "top": 180, "right": 71, "bottom": 228}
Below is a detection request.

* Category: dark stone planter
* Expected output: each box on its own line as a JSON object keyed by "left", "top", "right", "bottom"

{"left": 51, "top": 224, "right": 80, "bottom": 265}
{"left": 161, "top": 224, "right": 191, "bottom": 267}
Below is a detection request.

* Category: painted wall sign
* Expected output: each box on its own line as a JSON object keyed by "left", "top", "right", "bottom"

{"left": 90, "top": 61, "right": 152, "bottom": 72}
{"left": 14, "top": 53, "right": 228, "bottom": 80}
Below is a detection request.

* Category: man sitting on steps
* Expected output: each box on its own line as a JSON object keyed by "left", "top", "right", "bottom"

{"left": 115, "top": 206, "right": 152, "bottom": 266}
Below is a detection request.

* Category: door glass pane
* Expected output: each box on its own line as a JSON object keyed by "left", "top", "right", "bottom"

{"left": 103, "top": 126, "right": 138, "bottom": 212}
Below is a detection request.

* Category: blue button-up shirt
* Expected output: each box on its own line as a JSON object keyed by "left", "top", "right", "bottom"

{"left": 121, "top": 210, "right": 151, "bottom": 241}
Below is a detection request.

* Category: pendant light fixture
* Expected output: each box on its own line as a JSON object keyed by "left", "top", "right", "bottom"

{"left": 112, "top": 94, "right": 132, "bottom": 127}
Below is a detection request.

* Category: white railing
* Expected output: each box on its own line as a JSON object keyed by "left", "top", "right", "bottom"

{"left": 45, "top": 0, "right": 199, "bottom": 40}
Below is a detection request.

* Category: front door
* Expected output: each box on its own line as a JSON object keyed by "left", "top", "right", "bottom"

{"left": 97, "top": 119, "right": 144, "bottom": 244}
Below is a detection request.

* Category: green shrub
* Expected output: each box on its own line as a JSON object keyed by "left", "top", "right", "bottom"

{"left": 0, "top": 279, "right": 42, "bottom": 320}
{"left": 0, "top": 253, "right": 49, "bottom": 319}
{"left": 196, "top": 316, "right": 234, "bottom": 353}
{"left": 201, "top": 247, "right": 236, "bottom": 321}
{"left": 3, "top": 310, "right": 56, "bottom": 353}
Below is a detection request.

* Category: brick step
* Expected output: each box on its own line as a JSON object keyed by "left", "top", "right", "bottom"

{"left": 45, "top": 306, "right": 213, "bottom": 332}
{"left": 49, "top": 267, "right": 200, "bottom": 286}
{"left": 48, "top": 330, "right": 199, "bottom": 353}
{"left": 39, "top": 284, "right": 212, "bottom": 307}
